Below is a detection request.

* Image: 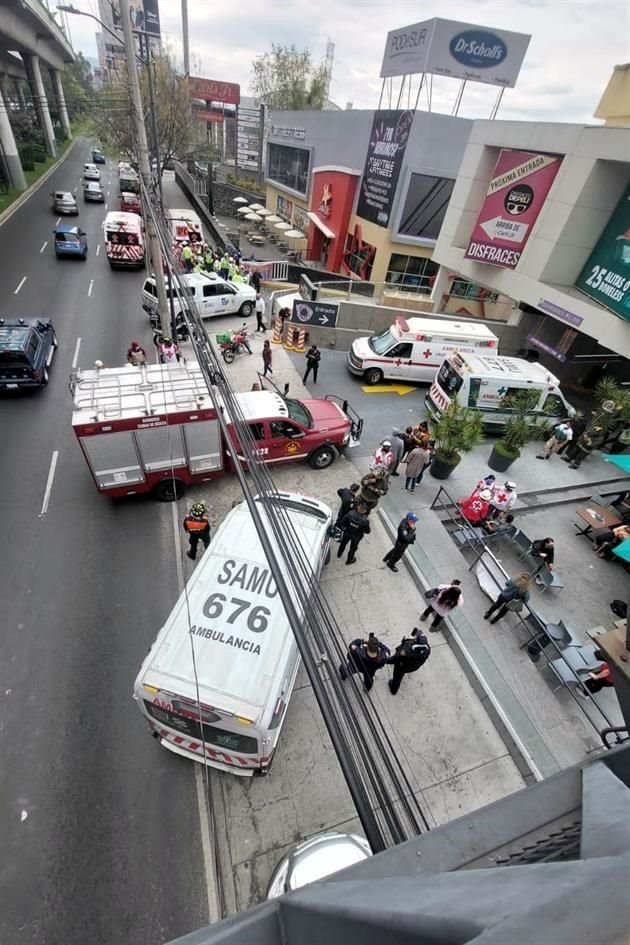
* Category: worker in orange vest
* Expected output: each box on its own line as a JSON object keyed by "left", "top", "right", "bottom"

{"left": 183, "top": 501, "right": 211, "bottom": 561}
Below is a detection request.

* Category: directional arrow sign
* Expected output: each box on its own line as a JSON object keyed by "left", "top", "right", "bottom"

{"left": 318, "top": 314, "right": 329, "bottom": 325}
{"left": 290, "top": 299, "right": 339, "bottom": 329}
{"left": 480, "top": 215, "right": 529, "bottom": 244}
{"left": 361, "top": 384, "right": 417, "bottom": 396}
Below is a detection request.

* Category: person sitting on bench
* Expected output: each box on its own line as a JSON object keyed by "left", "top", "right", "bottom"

{"left": 593, "top": 524, "right": 630, "bottom": 559}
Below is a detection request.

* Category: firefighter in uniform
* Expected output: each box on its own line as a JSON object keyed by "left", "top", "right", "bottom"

{"left": 183, "top": 502, "right": 211, "bottom": 560}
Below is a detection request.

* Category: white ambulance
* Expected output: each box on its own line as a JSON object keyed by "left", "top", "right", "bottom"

{"left": 426, "top": 352, "right": 575, "bottom": 429}
{"left": 347, "top": 316, "right": 499, "bottom": 386}
{"left": 103, "top": 211, "right": 145, "bottom": 269}
{"left": 133, "top": 491, "right": 332, "bottom": 775}
{"left": 166, "top": 208, "right": 203, "bottom": 244}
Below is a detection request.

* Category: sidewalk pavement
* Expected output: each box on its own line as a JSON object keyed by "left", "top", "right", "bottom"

{"left": 178, "top": 323, "right": 526, "bottom": 913}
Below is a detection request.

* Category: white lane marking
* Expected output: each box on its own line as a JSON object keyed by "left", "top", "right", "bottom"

{"left": 14, "top": 276, "right": 26, "bottom": 295}
{"left": 104, "top": 202, "right": 108, "bottom": 210}
{"left": 96, "top": 244, "right": 100, "bottom": 257}
{"left": 73, "top": 187, "right": 77, "bottom": 194}
{"left": 20, "top": 811, "right": 28, "bottom": 823}
{"left": 39, "top": 450, "right": 59, "bottom": 517}
{"left": 55, "top": 217, "right": 61, "bottom": 226}
{"left": 88, "top": 280, "right": 94, "bottom": 297}
{"left": 40, "top": 240, "right": 48, "bottom": 254}
{"left": 168, "top": 504, "right": 219, "bottom": 922}
{"left": 72, "top": 337, "right": 81, "bottom": 369}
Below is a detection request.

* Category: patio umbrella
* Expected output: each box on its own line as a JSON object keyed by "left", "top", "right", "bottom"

{"left": 249, "top": 203, "right": 265, "bottom": 212}
{"left": 257, "top": 207, "right": 272, "bottom": 217}
{"left": 245, "top": 212, "right": 262, "bottom": 222}
{"left": 603, "top": 454, "right": 630, "bottom": 475}
{"left": 274, "top": 221, "right": 291, "bottom": 231}
{"left": 236, "top": 206, "right": 252, "bottom": 215}
{"left": 233, "top": 196, "right": 248, "bottom": 204}
{"left": 265, "top": 214, "right": 282, "bottom": 223}
{"left": 285, "top": 229, "right": 306, "bottom": 239}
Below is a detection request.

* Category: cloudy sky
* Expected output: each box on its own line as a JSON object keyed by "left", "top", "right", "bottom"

{"left": 62, "top": 0, "right": 629, "bottom": 122}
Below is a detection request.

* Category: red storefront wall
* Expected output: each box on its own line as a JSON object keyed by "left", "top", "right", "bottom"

{"left": 306, "top": 169, "right": 358, "bottom": 273}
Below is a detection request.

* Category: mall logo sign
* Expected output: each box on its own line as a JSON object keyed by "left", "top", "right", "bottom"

{"left": 449, "top": 30, "right": 507, "bottom": 68}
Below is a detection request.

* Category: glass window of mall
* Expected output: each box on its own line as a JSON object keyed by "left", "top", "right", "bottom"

{"left": 398, "top": 174, "right": 455, "bottom": 240}
{"left": 267, "top": 143, "right": 310, "bottom": 195}
{"left": 386, "top": 254, "right": 438, "bottom": 293}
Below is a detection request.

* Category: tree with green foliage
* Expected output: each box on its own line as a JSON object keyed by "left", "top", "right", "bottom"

{"left": 90, "top": 55, "right": 197, "bottom": 168}
{"left": 250, "top": 44, "right": 328, "bottom": 110}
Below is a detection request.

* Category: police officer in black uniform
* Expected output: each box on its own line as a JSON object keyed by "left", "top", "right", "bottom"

{"left": 337, "top": 503, "right": 371, "bottom": 565}
{"left": 339, "top": 632, "right": 390, "bottom": 692}
{"left": 387, "top": 627, "right": 431, "bottom": 695}
{"left": 383, "top": 512, "right": 418, "bottom": 572}
{"left": 335, "top": 482, "right": 360, "bottom": 527}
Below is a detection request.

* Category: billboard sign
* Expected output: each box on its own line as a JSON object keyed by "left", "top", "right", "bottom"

{"left": 380, "top": 18, "right": 530, "bottom": 87}
{"left": 188, "top": 76, "right": 241, "bottom": 106}
{"left": 290, "top": 299, "right": 339, "bottom": 329}
{"left": 356, "top": 110, "right": 414, "bottom": 228}
{"left": 111, "top": 1, "right": 161, "bottom": 36}
{"left": 464, "top": 149, "right": 562, "bottom": 270}
{"left": 575, "top": 182, "right": 630, "bottom": 321}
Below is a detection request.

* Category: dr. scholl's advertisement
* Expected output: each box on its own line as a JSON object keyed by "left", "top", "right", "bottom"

{"left": 464, "top": 150, "right": 562, "bottom": 270}
{"left": 356, "top": 110, "right": 414, "bottom": 228}
{"left": 575, "top": 182, "right": 630, "bottom": 321}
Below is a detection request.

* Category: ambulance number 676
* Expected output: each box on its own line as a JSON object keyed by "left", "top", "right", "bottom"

{"left": 202, "top": 592, "right": 270, "bottom": 633}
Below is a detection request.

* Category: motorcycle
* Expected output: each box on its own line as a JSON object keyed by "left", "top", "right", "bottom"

{"left": 220, "top": 323, "right": 252, "bottom": 364}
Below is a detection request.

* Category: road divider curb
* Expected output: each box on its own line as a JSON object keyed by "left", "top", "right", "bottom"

{"left": 0, "top": 139, "right": 79, "bottom": 230}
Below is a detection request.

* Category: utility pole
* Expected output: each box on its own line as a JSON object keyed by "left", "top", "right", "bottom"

{"left": 118, "top": 0, "right": 169, "bottom": 333}
{"left": 181, "top": 0, "right": 190, "bottom": 76}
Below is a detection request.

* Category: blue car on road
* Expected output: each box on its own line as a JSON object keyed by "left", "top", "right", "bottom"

{"left": 54, "top": 224, "right": 88, "bottom": 259}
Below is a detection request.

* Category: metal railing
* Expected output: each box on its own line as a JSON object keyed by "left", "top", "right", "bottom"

{"left": 430, "top": 485, "right": 619, "bottom": 739}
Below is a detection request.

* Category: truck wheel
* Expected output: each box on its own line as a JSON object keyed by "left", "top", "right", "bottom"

{"left": 152, "top": 478, "right": 185, "bottom": 501}
{"left": 308, "top": 444, "right": 338, "bottom": 470}
{"left": 364, "top": 367, "right": 383, "bottom": 385}
{"left": 239, "top": 301, "right": 253, "bottom": 317}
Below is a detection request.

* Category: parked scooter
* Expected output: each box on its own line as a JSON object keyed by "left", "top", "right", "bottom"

{"left": 220, "top": 323, "right": 252, "bottom": 364}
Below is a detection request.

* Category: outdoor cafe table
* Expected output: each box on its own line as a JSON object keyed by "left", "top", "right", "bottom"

{"left": 574, "top": 504, "right": 622, "bottom": 538}
{"left": 248, "top": 235, "right": 266, "bottom": 246}
{"left": 612, "top": 537, "right": 630, "bottom": 562}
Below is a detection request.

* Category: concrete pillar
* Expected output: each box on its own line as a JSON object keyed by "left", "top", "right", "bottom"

{"left": 430, "top": 265, "right": 452, "bottom": 312}
{"left": 0, "top": 84, "right": 27, "bottom": 190}
{"left": 25, "top": 54, "right": 56, "bottom": 158}
{"left": 14, "top": 80, "right": 28, "bottom": 111}
{"left": 52, "top": 69, "right": 72, "bottom": 140}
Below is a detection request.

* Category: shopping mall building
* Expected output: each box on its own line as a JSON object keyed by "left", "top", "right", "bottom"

{"left": 265, "top": 65, "right": 630, "bottom": 382}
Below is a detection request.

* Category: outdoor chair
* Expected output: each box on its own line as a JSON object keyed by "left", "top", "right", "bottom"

{"left": 510, "top": 529, "right": 533, "bottom": 558}
{"left": 546, "top": 644, "right": 601, "bottom": 695}
{"left": 534, "top": 564, "right": 565, "bottom": 592}
{"left": 451, "top": 526, "right": 486, "bottom": 547}
{"left": 525, "top": 618, "right": 579, "bottom": 659}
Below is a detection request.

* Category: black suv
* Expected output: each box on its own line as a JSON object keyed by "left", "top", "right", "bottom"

{"left": 0, "top": 318, "right": 58, "bottom": 390}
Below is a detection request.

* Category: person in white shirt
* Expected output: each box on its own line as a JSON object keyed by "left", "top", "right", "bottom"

{"left": 537, "top": 421, "right": 572, "bottom": 460}
{"left": 489, "top": 481, "right": 517, "bottom": 519}
{"left": 370, "top": 440, "right": 394, "bottom": 474}
{"left": 255, "top": 294, "right": 266, "bottom": 332}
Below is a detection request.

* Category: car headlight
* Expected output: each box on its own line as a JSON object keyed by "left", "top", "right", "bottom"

{"left": 342, "top": 431, "right": 350, "bottom": 446}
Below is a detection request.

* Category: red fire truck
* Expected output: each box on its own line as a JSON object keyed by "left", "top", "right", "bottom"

{"left": 70, "top": 361, "right": 362, "bottom": 500}
{"left": 103, "top": 211, "right": 145, "bottom": 269}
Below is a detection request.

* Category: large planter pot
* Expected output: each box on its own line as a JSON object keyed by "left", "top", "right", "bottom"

{"left": 488, "top": 445, "right": 519, "bottom": 472}
{"left": 429, "top": 453, "right": 461, "bottom": 480}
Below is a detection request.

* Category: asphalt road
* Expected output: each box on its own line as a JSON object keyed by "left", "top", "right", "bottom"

{"left": 0, "top": 143, "right": 209, "bottom": 945}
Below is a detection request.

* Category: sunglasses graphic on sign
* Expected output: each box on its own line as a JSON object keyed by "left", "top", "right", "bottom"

{"left": 504, "top": 184, "right": 533, "bottom": 216}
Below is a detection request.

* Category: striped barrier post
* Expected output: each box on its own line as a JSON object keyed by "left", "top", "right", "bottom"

{"left": 295, "top": 327, "right": 307, "bottom": 352}
{"left": 284, "top": 326, "right": 299, "bottom": 351}
{"left": 271, "top": 316, "right": 283, "bottom": 345}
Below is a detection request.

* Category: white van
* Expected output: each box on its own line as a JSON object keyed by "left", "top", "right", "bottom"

{"left": 141, "top": 272, "right": 255, "bottom": 319}
{"left": 347, "top": 316, "right": 499, "bottom": 386}
{"left": 166, "top": 208, "right": 203, "bottom": 243}
{"left": 133, "top": 492, "right": 333, "bottom": 776}
{"left": 426, "top": 352, "right": 575, "bottom": 429}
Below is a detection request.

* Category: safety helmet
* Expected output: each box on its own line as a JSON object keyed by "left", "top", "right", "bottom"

{"left": 191, "top": 502, "right": 207, "bottom": 517}
{"left": 382, "top": 440, "right": 392, "bottom": 449}
{"left": 131, "top": 340, "right": 140, "bottom": 347}
{"left": 505, "top": 481, "right": 516, "bottom": 490}
{"left": 162, "top": 337, "right": 172, "bottom": 346}
{"left": 479, "top": 489, "right": 493, "bottom": 501}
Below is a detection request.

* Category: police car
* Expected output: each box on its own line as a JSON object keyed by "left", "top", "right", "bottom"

{"left": 0, "top": 318, "right": 57, "bottom": 390}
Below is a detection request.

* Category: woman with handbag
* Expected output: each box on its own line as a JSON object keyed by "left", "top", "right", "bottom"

{"left": 483, "top": 573, "right": 531, "bottom": 624}
{"left": 420, "top": 580, "right": 463, "bottom": 631}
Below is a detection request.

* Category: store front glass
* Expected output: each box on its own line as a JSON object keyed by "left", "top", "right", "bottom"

{"left": 268, "top": 144, "right": 310, "bottom": 195}
{"left": 386, "top": 253, "right": 439, "bottom": 293}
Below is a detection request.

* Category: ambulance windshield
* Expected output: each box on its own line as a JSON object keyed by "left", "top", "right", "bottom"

{"left": 369, "top": 328, "right": 398, "bottom": 355}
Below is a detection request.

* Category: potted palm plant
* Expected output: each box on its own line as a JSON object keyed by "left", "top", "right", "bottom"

{"left": 429, "top": 401, "right": 485, "bottom": 480}
{"left": 488, "top": 391, "right": 543, "bottom": 472}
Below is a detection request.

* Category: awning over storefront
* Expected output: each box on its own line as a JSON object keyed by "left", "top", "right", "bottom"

{"left": 306, "top": 211, "right": 335, "bottom": 240}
